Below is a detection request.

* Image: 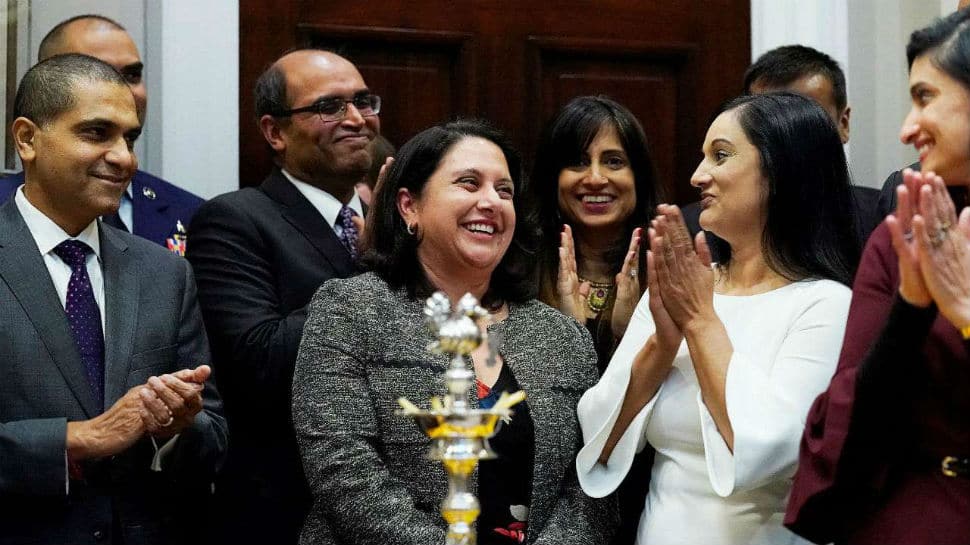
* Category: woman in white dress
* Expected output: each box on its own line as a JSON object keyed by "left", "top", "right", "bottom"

{"left": 576, "top": 92, "right": 861, "bottom": 545}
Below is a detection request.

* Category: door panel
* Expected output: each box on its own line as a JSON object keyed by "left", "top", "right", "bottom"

{"left": 240, "top": 0, "right": 750, "bottom": 204}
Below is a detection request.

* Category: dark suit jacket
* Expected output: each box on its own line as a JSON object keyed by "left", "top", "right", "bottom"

{"left": 0, "top": 200, "right": 227, "bottom": 545}
{"left": 682, "top": 184, "right": 885, "bottom": 265}
{"left": 0, "top": 169, "right": 204, "bottom": 247}
{"left": 186, "top": 169, "right": 361, "bottom": 545}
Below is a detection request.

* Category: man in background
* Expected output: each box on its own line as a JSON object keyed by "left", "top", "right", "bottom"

{"left": 0, "top": 14, "right": 204, "bottom": 250}
{"left": 187, "top": 49, "right": 379, "bottom": 544}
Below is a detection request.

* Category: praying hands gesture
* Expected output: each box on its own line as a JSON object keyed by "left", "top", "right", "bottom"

{"left": 889, "top": 169, "right": 970, "bottom": 330}
{"left": 887, "top": 168, "right": 934, "bottom": 307}
{"left": 649, "top": 204, "right": 716, "bottom": 333}
{"left": 649, "top": 204, "right": 735, "bottom": 448}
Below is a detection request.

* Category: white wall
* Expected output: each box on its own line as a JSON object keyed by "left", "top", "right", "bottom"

{"left": 751, "top": 0, "right": 946, "bottom": 188}
{"left": 23, "top": 0, "right": 238, "bottom": 199}
{"left": 145, "top": 0, "right": 238, "bottom": 199}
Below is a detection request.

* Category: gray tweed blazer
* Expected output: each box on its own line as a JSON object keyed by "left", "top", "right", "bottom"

{"left": 292, "top": 272, "right": 617, "bottom": 545}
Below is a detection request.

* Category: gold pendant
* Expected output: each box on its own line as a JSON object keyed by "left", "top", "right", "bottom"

{"left": 579, "top": 277, "right": 613, "bottom": 313}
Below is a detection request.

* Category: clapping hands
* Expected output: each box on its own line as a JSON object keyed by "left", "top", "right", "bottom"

{"left": 139, "top": 365, "right": 211, "bottom": 438}
{"left": 646, "top": 205, "right": 715, "bottom": 352}
{"left": 67, "top": 365, "right": 211, "bottom": 461}
{"left": 556, "top": 224, "right": 643, "bottom": 339}
{"left": 887, "top": 169, "right": 970, "bottom": 329}
{"left": 557, "top": 224, "right": 590, "bottom": 324}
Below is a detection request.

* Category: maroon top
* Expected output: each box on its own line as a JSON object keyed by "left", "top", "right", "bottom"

{"left": 785, "top": 222, "right": 970, "bottom": 544}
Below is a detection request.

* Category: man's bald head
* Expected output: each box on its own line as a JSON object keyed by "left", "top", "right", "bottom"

{"left": 254, "top": 49, "right": 379, "bottom": 194}
{"left": 38, "top": 15, "right": 147, "bottom": 123}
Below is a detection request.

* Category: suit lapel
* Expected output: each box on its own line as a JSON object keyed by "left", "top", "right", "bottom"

{"left": 0, "top": 202, "right": 100, "bottom": 417}
{"left": 100, "top": 226, "right": 138, "bottom": 406}
{"left": 260, "top": 170, "right": 357, "bottom": 277}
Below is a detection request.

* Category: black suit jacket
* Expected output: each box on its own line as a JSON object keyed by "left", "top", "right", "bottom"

{"left": 186, "top": 169, "right": 361, "bottom": 544}
{"left": 0, "top": 200, "right": 227, "bottom": 545}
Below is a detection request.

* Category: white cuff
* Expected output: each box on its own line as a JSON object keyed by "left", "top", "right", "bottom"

{"left": 150, "top": 434, "right": 181, "bottom": 471}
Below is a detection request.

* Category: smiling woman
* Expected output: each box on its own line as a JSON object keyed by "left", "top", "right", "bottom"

{"left": 787, "top": 9, "right": 970, "bottom": 544}
{"left": 291, "top": 119, "right": 618, "bottom": 545}
{"left": 576, "top": 93, "right": 859, "bottom": 545}
{"left": 533, "top": 96, "right": 661, "bottom": 373}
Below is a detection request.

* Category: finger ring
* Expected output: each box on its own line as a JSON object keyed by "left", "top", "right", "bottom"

{"left": 629, "top": 268, "right": 638, "bottom": 277}
{"left": 161, "top": 415, "right": 174, "bottom": 427}
{"left": 932, "top": 228, "right": 948, "bottom": 247}
{"left": 904, "top": 231, "right": 914, "bottom": 242}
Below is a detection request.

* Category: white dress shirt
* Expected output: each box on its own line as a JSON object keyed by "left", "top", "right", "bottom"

{"left": 281, "top": 169, "right": 363, "bottom": 235}
{"left": 15, "top": 186, "right": 174, "bottom": 483}
{"left": 15, "top": 186, "right": 105, "bottom": 331}
{"left": 116, "top": 185, "right": 133, "bottom": 231}
{"left": 576, "top": 279, "right": 851, "bottom": 545}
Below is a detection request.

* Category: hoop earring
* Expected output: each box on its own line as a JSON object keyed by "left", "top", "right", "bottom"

{"left": 406, "top": 223, "right": 416, "bottom": 236}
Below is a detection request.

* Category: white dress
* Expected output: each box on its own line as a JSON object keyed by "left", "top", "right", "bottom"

{"left": 576, "top": 279, "right": 851, "bottom": 545}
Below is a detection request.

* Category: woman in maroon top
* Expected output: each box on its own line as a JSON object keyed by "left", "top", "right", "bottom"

{"left": 785, "top": 10, "right": 970, "bottom": 545}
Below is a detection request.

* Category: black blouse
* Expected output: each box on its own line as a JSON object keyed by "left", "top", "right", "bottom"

{"left": 477, "top": 364, "right": 535, "bottom": 544}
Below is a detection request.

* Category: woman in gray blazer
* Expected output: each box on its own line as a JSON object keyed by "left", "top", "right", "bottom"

{"left": 292, "top": 119, "right": 616, "bottom": 545}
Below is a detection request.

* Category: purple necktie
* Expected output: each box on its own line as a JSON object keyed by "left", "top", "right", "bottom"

{"left": 337, "top": 205, "right": 359, "bottom": 260}
{"left": 52, "top": 240, "right": 105, "bottom": 409}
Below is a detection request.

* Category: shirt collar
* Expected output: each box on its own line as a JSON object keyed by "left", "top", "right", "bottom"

{"left": 14, "top": 185, "right": 102, "bottom": 260}
{"left": 281, "top": 168, "right": 363, "bottom": 228}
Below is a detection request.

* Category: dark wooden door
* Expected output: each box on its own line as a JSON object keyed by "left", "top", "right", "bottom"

{"left": 239, "top": 0, "right": 750, "bottom": 204}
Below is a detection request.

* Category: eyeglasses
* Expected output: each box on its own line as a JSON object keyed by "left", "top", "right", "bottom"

{"left": 272, "top": 94, "right": 382, "bottom": 122}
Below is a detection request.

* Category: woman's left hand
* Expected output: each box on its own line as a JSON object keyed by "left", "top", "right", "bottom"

{"left": 912, "top": 175, "right": 970, "bottom": 329}
{"left": 611, "top": 227, "right": 642, "bottom": 339}
{"left": 652, "top": 205, "right": 716, "bottom": 332}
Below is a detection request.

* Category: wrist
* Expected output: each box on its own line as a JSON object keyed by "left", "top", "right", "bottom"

{"left": 899, "top": 286, "right": 932, "bottom": 308}
{"left": 66, "top": 420, "right": 102, "bottom": 461}
{"left": 683, "top": 313, "right": 717, "bottom": 337}
{"left": 647, "top": 333, "right": 680, "bottom": 360}
{"left": 947, "top": 305, "right": 970, "bottom": 338}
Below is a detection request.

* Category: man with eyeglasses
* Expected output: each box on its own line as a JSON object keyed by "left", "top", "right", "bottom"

{"left": 186, "top": 49, "right": 380, "bottom": 545}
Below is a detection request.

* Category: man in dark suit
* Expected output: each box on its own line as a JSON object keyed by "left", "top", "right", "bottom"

{"left": 0, "top": 54, "right": 226, "bottom": 544}
{"left": 683, "top": 45, "right": 882, "bottom": 261}
{"left": 187, "top": 49, "right": 379, "bottom": 544}
{"left": 0, "top": 14, "right": 204, "bottom": 249}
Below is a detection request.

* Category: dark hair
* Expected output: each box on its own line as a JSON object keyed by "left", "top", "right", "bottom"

{"left": 14, "top": 53, "right": 130, "bottom": 127}
{"left": 715, "top": 92, "right": 858, "bottom": 286}
{"left": 532, "top": 95, "right": 660, "bottom": 308}
{"left": 907, "top": 8, "right": 970, "bottom": 90}
{"left": 254, "top": 63, "right": 289, "bottom": 120}
{"left": 38, "top": 14, "right": 126, "bottom": 61}
{"left": 254, "top": 47, "right": 341, "bottom": 121}
{"left": 363, "top": 135, "right": 396, "bottom": 188}
{"left": 362, "top": 119, "right": 537, "bottom": 304}
{"left": 743, "top": 45, "right": 847, "bottom": 113}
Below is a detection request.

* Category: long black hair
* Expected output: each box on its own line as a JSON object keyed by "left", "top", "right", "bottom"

{"left": 532, "top": 95, "right": 660, "bottom": 298}
{"left": 715, "top": 92, "right": 859, "bottom": 286}
{"left": 362, "top": 119, "right": 537, "bottom": 304}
